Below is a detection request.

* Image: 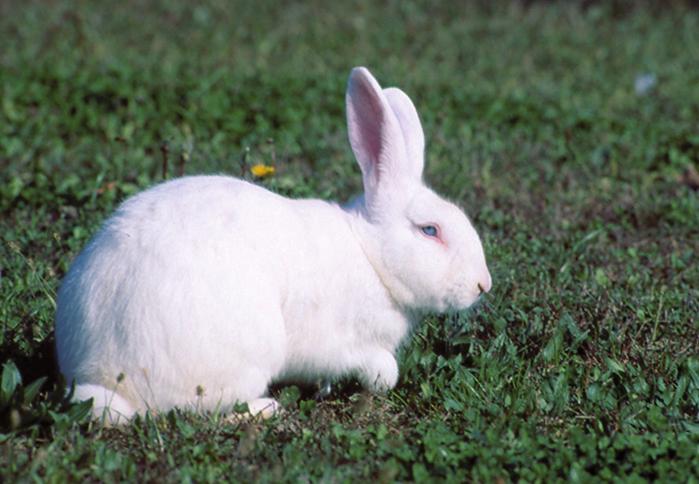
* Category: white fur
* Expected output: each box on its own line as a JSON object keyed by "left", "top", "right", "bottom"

{"left": 55, "top": 67, "right": 492, "bottom": 421}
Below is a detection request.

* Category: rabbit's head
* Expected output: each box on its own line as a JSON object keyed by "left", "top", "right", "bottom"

{"left": 346, "top": 67, "right": 491, "bottom": 312}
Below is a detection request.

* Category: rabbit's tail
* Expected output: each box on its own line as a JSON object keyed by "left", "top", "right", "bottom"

{"left": 73, "top": 383, "right": 136, "bottom": 425}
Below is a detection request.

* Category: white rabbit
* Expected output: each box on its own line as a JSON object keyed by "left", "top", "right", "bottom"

{"left": 55, "top": 67, "right": 492, "bottom": 423}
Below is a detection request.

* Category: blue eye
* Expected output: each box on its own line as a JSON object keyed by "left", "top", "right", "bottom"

{"left": 421, "top": 225, "right": 438, "bottom": 237}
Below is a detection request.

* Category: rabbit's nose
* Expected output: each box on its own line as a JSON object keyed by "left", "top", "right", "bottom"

{"left": 477, "top": 272, "right": 492, "bottom": 295}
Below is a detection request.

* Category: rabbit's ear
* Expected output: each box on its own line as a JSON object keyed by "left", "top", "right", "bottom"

{"left": 383, "top": 87, "right": 425, "bottom": 180}
{"left": 346, "top": 67, "right": 413, "bottom": 206}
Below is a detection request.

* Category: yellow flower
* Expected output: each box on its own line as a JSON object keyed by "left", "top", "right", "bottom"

{"left": 250, "top": 163, "right": 276, "bottom": 178}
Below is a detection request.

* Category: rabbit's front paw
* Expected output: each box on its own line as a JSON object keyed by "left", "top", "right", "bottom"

{"left": 314, "top": 380, "right": 333, "bottom": 401}
{"left": 357, "top": 349, "right": 399, "bottom": 393}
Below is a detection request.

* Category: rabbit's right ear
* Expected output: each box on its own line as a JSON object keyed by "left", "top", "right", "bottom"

{"left": 346, "top": 67, "right": 411, "bottom": 211}
{"left": 383, "top": 87, "right": 425, "bottom": 179}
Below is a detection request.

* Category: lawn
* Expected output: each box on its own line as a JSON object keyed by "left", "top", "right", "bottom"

{"left": 1, "top": 0, "right": 698, "bottom": 481}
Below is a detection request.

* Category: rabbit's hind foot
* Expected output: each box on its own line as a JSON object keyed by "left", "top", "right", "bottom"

{"left": 73, "top": 383, "right": 136, "bottom": 426}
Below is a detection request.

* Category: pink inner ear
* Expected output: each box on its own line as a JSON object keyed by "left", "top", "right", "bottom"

{"left": 350, "top": 78, "right": 385, "bottom": 180}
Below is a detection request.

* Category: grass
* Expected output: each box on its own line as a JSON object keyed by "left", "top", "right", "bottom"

{"left": 2, "top": 0, "right": 699, "bottom": 481}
